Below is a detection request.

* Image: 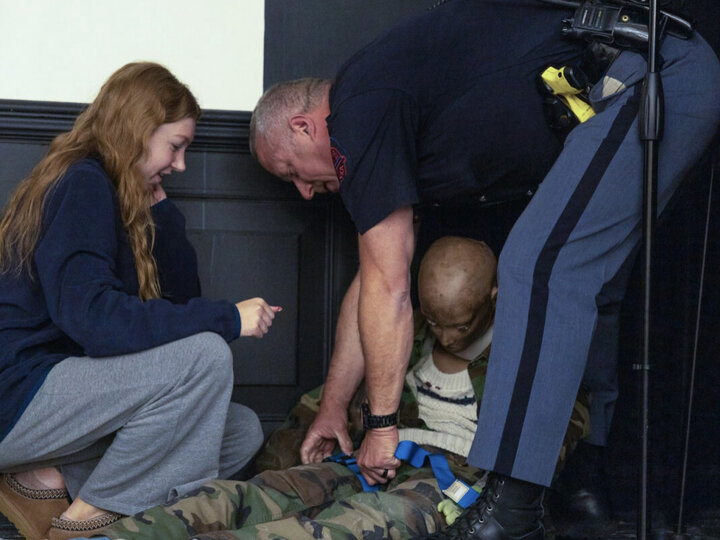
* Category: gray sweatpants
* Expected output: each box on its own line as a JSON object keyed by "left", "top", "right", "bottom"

{"left": 0, "top": 332, "right": 263, "bottom": 515}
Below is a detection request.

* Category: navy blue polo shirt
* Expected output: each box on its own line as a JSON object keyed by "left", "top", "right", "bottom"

{"left": 328, "top": 0, "right": 585, "bottom": 233}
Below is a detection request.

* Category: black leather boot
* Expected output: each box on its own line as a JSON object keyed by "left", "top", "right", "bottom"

{"left": 428, "top": 473, "right": 545, "bottom": 539}
{"left": 547, "top": 441, "right": 615, "bottom": 539}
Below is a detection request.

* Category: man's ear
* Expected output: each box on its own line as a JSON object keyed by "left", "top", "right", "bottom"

{"left": 491, "top": 285, "right": 498, "bottom": 303}
{"left": 289, "top": 115, "right": 313, "bottom": 138}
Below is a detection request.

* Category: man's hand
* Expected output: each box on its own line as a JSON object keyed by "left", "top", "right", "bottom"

{"left": 355, "top": 426, "right": 402, "bottom": 485}
{"left": 300, "top": 408, "right": 354, "bottom": 464}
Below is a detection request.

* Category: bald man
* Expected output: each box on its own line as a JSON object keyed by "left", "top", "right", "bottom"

{"left": 101, "top": 237, "right": 590, "bottom": 540}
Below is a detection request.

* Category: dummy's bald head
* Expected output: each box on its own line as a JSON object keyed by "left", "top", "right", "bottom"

{"left": 418, "top": 237, "right": 498, "bottom": 353}
{"left": 419, "top": 237, "right": 496, "bottom": 312}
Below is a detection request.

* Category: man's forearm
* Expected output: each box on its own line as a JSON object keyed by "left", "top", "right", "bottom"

{"left": 320, "top": 272, "right": 365, "bottom": 413}
{"left": 356, "top": 206, "right": 416, "bottom": 417}
{"left": 358, "top": 276, "right": 414, "bottom": 416}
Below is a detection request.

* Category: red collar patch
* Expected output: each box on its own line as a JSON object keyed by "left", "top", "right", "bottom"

{"left": 330, "top": 145, "right": 347, "bottom": 183}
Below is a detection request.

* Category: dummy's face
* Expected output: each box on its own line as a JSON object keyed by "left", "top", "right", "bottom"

{"left": 139, "top": 117, "right": 196, "bottom": 189}
{"left": 256, "top": 135, "right": 340, "bottom": 200}
{"left": 420, "top": 293, "right": 494, "bottom": 353}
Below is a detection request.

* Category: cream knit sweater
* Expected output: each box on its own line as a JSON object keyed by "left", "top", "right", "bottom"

{"left": 397, "top": 328, "right": 491, "bottom": 457}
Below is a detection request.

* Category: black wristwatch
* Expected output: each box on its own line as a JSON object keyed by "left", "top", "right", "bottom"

{"left": 361, "top": 402, "right": 398, "bottom": 430}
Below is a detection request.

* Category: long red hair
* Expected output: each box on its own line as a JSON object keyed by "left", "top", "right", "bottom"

{"left": 0, "top": 62, "right": 200, "bottom": 300}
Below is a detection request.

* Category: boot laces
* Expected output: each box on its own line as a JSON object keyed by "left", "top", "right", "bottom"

{"left": 433, "top": 475, "right": 507, "bottom": 538}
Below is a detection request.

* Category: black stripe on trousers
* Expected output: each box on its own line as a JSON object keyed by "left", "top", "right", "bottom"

{"left": 494, "top": 86, "right": 640, "bottom": 476}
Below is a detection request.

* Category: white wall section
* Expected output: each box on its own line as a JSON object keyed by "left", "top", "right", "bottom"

{"left": 0, "top": 0, "right": 264, "bottom": 111}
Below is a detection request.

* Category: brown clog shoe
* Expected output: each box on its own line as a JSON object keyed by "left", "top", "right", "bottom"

{"left": 0, "top": 473, "right": 70, "bottom": 540}
{"left": 46, "top": 511, "right": 122, "bottom": 540}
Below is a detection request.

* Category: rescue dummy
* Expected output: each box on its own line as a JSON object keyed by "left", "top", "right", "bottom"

{"left": 100, "top": 237, "right": 590, "bottom": 539}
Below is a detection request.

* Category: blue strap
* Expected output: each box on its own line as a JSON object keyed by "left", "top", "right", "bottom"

{"left": 323, "top": 453, "right": 379, "bottom": 492}
{"left": 394, "top": 441, "right": 480, "bottom": 508}
{"left": 325, "top": 441, "right": 480, "bottom": 508}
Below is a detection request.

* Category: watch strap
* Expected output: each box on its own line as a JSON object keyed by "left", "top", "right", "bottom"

{"left": 361, "top": 402, "right": 398, "bottom": 429}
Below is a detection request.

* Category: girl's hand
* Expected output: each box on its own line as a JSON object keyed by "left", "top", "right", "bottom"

{"left": 236, "top": 298, "right": 282, "bottom": 338}
{"left": 149, "top": 184, "right": 167, "bottom": 205}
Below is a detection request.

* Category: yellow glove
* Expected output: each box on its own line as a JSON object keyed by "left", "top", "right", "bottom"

{"left": 437, "top": 485, "right": 483, "bottom": 525}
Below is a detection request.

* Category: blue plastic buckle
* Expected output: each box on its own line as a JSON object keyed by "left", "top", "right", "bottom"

{"left": 394, "top": 440, "right": 480, "bottom": 508}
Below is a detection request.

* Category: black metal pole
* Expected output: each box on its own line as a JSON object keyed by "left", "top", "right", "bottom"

{"left": 676, "top": 155, "right": 715, "bottom": 536}
{"left": 638, "top": 1, "right": 663, "bottom": 538}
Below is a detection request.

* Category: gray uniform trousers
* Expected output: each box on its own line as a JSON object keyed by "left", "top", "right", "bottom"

{"left": 0, "top": 332, "right": 264, "bottom": 515}
{"left": 468, "top": 33, "right": 720, "bottom": 486}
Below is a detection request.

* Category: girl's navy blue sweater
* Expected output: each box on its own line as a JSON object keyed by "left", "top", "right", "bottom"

{"left": 0, "top": 159, "right": 241, "bottom": 441}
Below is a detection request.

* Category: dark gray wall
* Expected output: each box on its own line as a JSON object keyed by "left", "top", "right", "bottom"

{"left": 263, "top": 0, "right": 436, "bottom": 87}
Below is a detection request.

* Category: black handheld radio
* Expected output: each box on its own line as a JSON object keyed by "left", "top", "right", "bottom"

{"left": 541, "top": 0, "right": 693, "bottom": 49}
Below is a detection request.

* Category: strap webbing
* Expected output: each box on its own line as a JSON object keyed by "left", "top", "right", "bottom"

{"left": 324, "top": 441, "right": 480, "bottom": 508}
{"left": 323, "top": 453, "right": 379, "bottom": 492}
{"left": 395, "top": 440, "right": 480, "bottom": 508}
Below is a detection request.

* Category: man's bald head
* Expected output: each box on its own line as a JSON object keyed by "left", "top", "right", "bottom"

{"left": 418, "top": 237, "right": 498, "bottom": 353}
